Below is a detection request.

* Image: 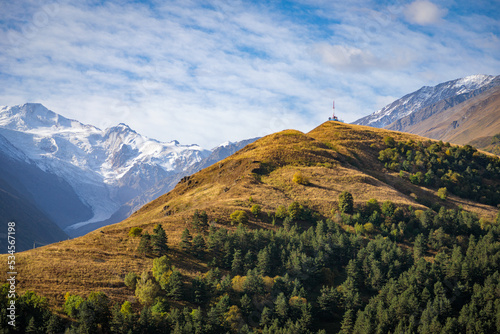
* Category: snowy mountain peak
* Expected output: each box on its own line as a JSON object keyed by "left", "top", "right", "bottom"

{"left": 0, "top": 103, "right": 96, "bottom": 133}
{"left": 0, "top": 103, "right": 212, "bottom": 233}
{"left": 353, "top": 74, "right": 500, "bottom": 128}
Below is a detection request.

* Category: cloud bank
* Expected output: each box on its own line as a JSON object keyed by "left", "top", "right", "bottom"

{"left": 0, "top": 0, "right": 498, "bottom": 148}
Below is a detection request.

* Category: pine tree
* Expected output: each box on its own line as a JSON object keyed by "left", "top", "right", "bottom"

{"left": 137, "top": 232, "right": 153, "bottom": 256}
{"left": 180, "top": 228, "right": 192, "bottom": 251}
{"left": 275, "top": 292, "right": 288, "bottom": 322}
{"left": 413, "top": 233, "right": 426, "bottom": 261}
{"left": 243, "top": 250, "right": 254, "bottom": 272}
{"left": 340, "top": 309, "right": 354, "bottom": 334}
{"left": 192, "top": 234, "right": 206, "bottom": 257}
{"left": 260, "top": 306, "right": 272, "bottom": 327}
{"left": 166, "top": 268, "right": 183, "bottom": 300}
{"left": 231, "top": 249, "right": 243, "bottom": 275}
{"left": 151, "top": 224, "right": 168, "bottom": 256}
{"left": 25, "top": 317, "right": 37, "bottom": 333}
{"left": 338, "top": 191, "right": 354, "bottom": 214}
{"left": 288, "top": 201, "right": 302, "bottom": 221}
{"left": 257, "top": 247, "right": 271, "bottom": 276}
{"left": 46, "top": 314, "right": 65, "bottom": 334}
{"left": 240, "top": 294, "right": 252, "bottom": 316}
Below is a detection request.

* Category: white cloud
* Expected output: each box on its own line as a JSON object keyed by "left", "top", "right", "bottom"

{"left": 0, "top": 0, "right": 498, "bottom": 148}
{"left": 404, "top": 1, "right": 448, "bottom": 25}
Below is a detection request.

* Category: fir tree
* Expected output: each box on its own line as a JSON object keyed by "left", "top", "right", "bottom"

{"left": 137, "top": 232, "right": 153, "bottom": 256}
{"left": 151, "top": 224, "right": 168, "bottom": 256}
{"left": 231, "top": 249, "right": 243, "bottom": 275}
{"left": 180, "top": 228, "right": 192, "bottom": 251}
{"left": 192, "top": 234, "right": 206, "bottom": 257}
{"left": 338, "top": 191, "right": 354, "bottom": 214}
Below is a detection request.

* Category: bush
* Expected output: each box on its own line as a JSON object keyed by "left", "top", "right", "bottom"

{"left": 383, "top": 136, "right": 396, "bottom": 147}
{"left": 251, "top": 204, "right": 262, "bottom": 216}
{"left": 124, "top": 272, "right": 138, "bottom": 290}
{"left": 437, "top": 187, "right": 448, "bottom": 200}
{"left": 338, "top": 191, "right": 354, "bottom": 214}
{"left": 364, "top": 223, "right": 375, "bottom": 234}
{"left": 230, "top": 210, "right": 249, "bottom": 225}
{"left": 292, "top": 171, "right": 309, "bottom": 185}
{"left": 128, "top": 227, "right": 143, "bottom": 237}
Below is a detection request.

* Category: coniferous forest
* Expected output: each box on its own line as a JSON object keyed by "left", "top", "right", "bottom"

{"left": 1, "top": 137, "right": 500, "bottom": 333}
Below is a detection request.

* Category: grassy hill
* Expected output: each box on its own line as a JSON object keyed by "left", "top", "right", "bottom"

{"left": 7, "top": 121, "right": 499, "bottom": 311}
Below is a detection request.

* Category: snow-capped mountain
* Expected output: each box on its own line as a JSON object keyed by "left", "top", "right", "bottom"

{"left": 0, "top": 103, "right": 211, "bottom": 235}
{"left": 353, "top": 74, "right": 500, "bottom": 128}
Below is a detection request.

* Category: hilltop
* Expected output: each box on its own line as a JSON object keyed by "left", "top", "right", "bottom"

{"left": 9, "top": 121, "right": 499, "bottom": 308}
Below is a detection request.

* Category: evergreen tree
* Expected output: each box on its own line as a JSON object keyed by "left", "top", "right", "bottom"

{"left": 257, "top": 247, "right": 271, "bottom": 276}
{"left": 339, "top": 309, "right": 354, "bottom": 334}
{"left": 243, "top": 269, "right": 265, "bottom": 295}
{"left": 288, "top": 201, "right": 302, "bottom": 221}
{"left": 338, "top": 191, "right": 354, "bottom": 214}
{"left": 137, "top": 232, "right": 153, "bottom": 256}
{"left": 275, "top": 292, "right": 288, "bottom": 322}
{"left": 180, "top": 228, "right": 192, "bottom": 251}
{"left": 166, "top": 268, "right": 184, "bottom": 300}
{"left": 414, "top": 233, "right": 427, "bottom": 261}
{"left": 231, "top": 249, "right": 243, "bottom": 275}
{"left": 240, "top": 294, "right": 252, "bottom": 316}
{"left": 260, "top": 306, "right": 272, "bottom": 327}
{"left": 192, "top": 234, "right": 206, "bottom": 257}
{"left": 87, "top": 291, "right": 111, "bottom": 332}
{"left": 151, "top": 224, "right": 168, "bottom": 256}
{"left": 46, "top": 314, "right": 65, "bottom": 334}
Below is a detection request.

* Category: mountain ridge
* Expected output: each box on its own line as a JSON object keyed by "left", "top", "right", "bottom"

{"left": 0, "top": 103, "right": 258, "bottom": 237}
{"left": 353, "top": 74, "right": 500, "bottom": 128}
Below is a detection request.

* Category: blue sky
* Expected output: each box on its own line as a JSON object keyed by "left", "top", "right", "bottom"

{"left": 0, "top": 0, "right": 499, "bottom": 148}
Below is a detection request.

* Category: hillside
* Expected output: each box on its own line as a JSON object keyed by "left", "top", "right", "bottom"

{"left": 386, "top": 86, "right": 500, "bottom": 153}
{"left": 7, "top": 122, "right": 499, "bottom": 309}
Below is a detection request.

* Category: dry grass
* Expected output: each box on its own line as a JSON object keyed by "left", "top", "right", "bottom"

{"left": 3, "top": 121, "right": 498, "bottom": 308}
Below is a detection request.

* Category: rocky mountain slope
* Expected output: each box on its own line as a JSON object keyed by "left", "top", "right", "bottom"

{"left": 353, "top": 74, "right": 500, "bottom": 129}
{"left": 387, "top": 86, "right": 500, "bottom": 150}
{"left": 0, "top": 134, "right": 69, "bottom": 251}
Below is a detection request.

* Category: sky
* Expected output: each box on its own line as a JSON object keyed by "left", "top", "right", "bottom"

{"left": 0, "top": 0, "right": 499, "bottom": 148}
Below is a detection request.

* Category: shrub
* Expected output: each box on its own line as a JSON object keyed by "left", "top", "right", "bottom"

{"left": 251, "top": 204, "right": 262, "bottom": 216}
{"left": 230, "top": 210, "right": 249, "bottom": 225}
{"left": 384, "top": 136, "right": 396, "bottom": 147}
{"left": 292, "top": 171, "right": 309, "bottom": 185}
{"left": 128, "top": 227, "right": 143, "bottom": 237}
{"left": 437, "top": 187, "right": 448, "bottom": 200}
{"left": 364, "top": 223, "right": 375, "bottom": 234}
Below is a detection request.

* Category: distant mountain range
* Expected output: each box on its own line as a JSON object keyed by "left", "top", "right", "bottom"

{"left": 0, "top": 103, "right": 257, "bottom": 249}
{"left": 353, "top": 75, "right": 500, "bottom": 152}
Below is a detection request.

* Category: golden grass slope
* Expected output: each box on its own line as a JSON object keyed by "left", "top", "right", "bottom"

{"left": 5, "top": 122, "right": 498, "bottom": 307}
